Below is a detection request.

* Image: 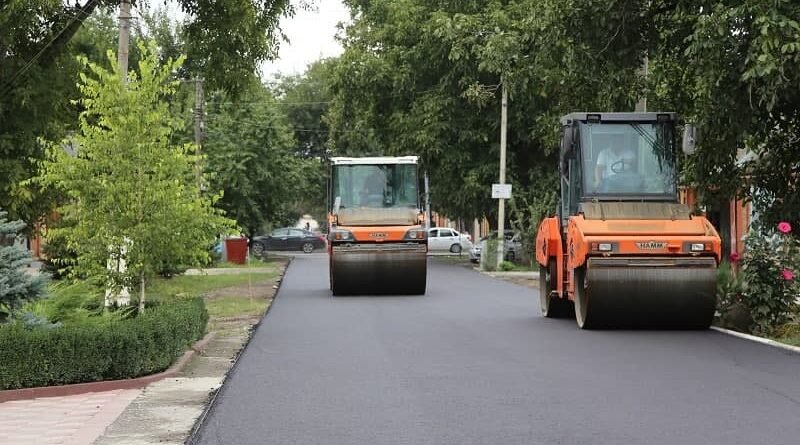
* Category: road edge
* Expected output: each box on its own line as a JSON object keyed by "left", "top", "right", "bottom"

{"left": 711, "top": 326, "right": 800, "bottom": 354}
{"left": 0, "top": 332, "right": 216, "bottom": 403}
{"left": 184, "top": 257, "right": 293, "bottom": 445}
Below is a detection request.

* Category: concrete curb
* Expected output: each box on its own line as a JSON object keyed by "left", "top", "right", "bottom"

{"left": 711, "top": 326, "right": 800, "bottom": 355}
{"left": 0, "top": 332, "right": 216, "bottom": 403}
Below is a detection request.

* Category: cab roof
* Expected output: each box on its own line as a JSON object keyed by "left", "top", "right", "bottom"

{"left": 560, "top": 112, "right": 679, "bottom": 125}
{"left": 330, "top": 156, "right": 419, "bottom": 165}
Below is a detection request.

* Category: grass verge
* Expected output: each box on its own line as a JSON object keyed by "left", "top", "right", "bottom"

{"left": 147, "top": 270, "right": 278, "bottom": 299}
{"left": 206, "top": 296, "right": 269, "bottom": 320}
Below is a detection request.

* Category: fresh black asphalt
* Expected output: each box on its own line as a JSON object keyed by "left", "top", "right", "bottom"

{"left": 192, "top": 255, "right": 800, "bottom": 445}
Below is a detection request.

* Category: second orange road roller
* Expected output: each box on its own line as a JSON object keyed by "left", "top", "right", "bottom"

{"left": 327, "top": 156, "right": 428, "bottom": 295}
{"left": 535, "top": 112, "right": 721, "bottom": 329}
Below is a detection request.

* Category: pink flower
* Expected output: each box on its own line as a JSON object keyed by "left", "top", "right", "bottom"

{"left": 782, "top": 269, "right": 794, "bottom": 281}
{"left": 729, "top": 252, "right": 740, "bottom": 263}
{"left": 777, "top": 221, "right": 792, "bottom": 234}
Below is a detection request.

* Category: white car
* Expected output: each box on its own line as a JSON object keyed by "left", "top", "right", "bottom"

{"left": 427, "top": 227, "right": 473, "bottom": 254}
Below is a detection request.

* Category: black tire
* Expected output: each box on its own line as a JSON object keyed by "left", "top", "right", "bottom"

{"left": 540, "top": 260, "right": 572, "bottom": 318}
{"left": 449, "top": 244, "right": 462, "bottom": 254}
{"left": 574, "top": 266, "right": 593, "bottom": 329}
{"left": 251, "top": 242, "right": 265, "bottom": 259}
{"left": 505, "top": 250, "right": 515, "bottom": 262}
{"left": 302, "top": 242, "right": 314, "bottom": 254}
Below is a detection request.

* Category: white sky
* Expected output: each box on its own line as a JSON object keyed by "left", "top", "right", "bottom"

{"left": 156, "top": 0, "right": 349, "bottom": 78}
{"left": 261, "top": 1, "right": 350, "bottom": 78}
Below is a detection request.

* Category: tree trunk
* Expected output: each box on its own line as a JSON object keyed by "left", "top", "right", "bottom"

{"left": 138, "top": 271, "right": 145, "bottom": 314}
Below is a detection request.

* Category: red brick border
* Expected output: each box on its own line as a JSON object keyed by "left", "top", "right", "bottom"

{"left": 0, "top": 332, "right": 215, "bottom": 403}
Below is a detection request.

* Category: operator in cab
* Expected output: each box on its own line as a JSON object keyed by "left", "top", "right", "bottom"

{"left": 593, "top": 141, "right": 636, "bottom": 192}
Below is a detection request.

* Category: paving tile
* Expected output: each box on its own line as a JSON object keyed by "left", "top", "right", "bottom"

{"left": 0, "top": 388, "right": 141, "bottom": 445}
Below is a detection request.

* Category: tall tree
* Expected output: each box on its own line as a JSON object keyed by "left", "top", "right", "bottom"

{"left": 204, "top": 81, "right": 314, "bottom": 237}
{"left": 327, "top": 0, "right": 649, "bottom": 231}
{"left": 273, "top": 59, "right": 336, "bottom": 222}
{"left": 0, "top": 1, "right": 295, "bottom": 223}
{"left": 647, "top": 0, "right": 800, "bottom": 227}
{"left": 38, "top": 43, "right": 233, "bottom": 311}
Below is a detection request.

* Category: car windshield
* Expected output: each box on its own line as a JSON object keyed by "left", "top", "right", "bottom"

{"left": 332, "top": 164, "right": 418, "bottom": 209}
{"left": 579, "top": 122, "right": 677, "bottom": 197}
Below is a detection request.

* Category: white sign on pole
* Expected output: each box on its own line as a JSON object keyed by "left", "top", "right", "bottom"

{"left": 492, "top": 184, "right": 512, "bottom": 199}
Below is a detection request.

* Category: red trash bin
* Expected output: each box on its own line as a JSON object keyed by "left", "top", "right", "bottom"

{"left": 225, "top": 237, "right": 248, "bottom": 264}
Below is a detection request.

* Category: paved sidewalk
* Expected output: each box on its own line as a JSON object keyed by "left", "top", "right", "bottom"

{"left": 0, "top": 389, "right": 141, "bottom": 445}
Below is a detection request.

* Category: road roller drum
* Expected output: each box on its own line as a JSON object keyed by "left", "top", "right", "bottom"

{"left": 330, "top": 244, "right": 427, "bottom": 295}
{"left": 574, "top": 257, "right": 717, "bottom": 329}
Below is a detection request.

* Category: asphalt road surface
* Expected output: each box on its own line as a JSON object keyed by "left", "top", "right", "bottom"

{"left": 192, "top": 256, "right": 800, "bottom": 445}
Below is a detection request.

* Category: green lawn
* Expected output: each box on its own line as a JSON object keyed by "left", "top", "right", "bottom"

{"left": 211, "top": 258, "right": 284, "bottom": 269}
{"left": 779, "top": 335, "right": 800, "bottom": 347}
{"left": 29, "top": 268, "right": 278, "bottom": 320}
{"left": 146, "top": 270, "right": 278, "bottom": 299}
{"left": 206, "top": 296, "right": 269, "bottom": 319}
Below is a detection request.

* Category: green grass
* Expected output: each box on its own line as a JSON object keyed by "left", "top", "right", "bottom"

{"left": 206, "top": 296, "right": 269, "bottom": 319}
{"left": 212, "top": 259, "right": 284, "bottom": 269}
{"left": 779, "top": 335, "right": 800, "bottom": 347}
{"left": 507, "top": 263, "right": 536, "bottom": 272}
{"left": 146, "top": 272, "right": 277, "bottom": 299}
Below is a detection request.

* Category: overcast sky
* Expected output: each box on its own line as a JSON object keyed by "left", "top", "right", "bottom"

{"left": 261, "top": 1, "right": 350, "bottom": 78}
{"left": 157, "top": 1, "right": 349, "bottom": 78}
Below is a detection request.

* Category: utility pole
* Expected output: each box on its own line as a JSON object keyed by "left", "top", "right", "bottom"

{"left": 424, "top": 172, "right": 431, "bottom": 231}
{"left": 107, "top": 0, "right": 133, "bottom": 307}
{"left": 118, "top": 0, "right": 131, "bottom": 85}
{"left": 496, "top": 84, "right": 508, "bottom": 269}
{"left": 194, "top": 77, "right": 205, "bottom": 182}
{"left": 635, "top": 56, "right": 648, "bottom": 112}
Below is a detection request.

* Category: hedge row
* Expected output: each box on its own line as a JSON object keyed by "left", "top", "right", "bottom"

{"left": 0, "top": 297, "right": 208, "bottom": 390}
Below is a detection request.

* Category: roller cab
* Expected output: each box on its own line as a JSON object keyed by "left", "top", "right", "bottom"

{"left": 328, "top": 157, "right": 427, "bottom": 295}
{"left": 535, "top": 113, "right": 721, "bottom": 329}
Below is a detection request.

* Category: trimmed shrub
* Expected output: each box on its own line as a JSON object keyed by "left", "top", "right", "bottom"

{"left": 499, "top": 261, "right": 516, "bottom": 272}
{"left": 0, "top": 297, "right": 207, "bottom": 390}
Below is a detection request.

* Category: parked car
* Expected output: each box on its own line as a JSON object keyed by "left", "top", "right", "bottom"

{"left": 251, "top": 228, "right": 327, "bottom": 257}
{"left": 469, "top": 230, "right": 522, "bottom": 263}
{"left": 427, "top": 227, "right": 473, "bottom": 253}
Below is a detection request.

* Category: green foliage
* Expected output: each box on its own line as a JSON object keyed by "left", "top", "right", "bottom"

{"left": 498, "top": 261, "right": 516, "bottom": 272}
{"left": 23, "top": 281, "right": 100, "bottom": 325}
{"left": 648, "top": 0, "right": 800, "bottom": 226}
{"left": 40, "top": 218, "right": 79, "bottom": 280}
{"left": 329, "top": 0, "right": 646, "bottom": 225}
{"left": 0, "top": 297, "right": 208, "bottom": 390}
{"left": 37, "top": 42, "right": 235, "bottom": 306}
{"left": 736, "top": 226, "right": 800, "bottom": 335}
{"left": 204, "top": 81, "right": 320, "bottom": 235}
{"left": 0, "top": 2, "right": 292, "bottom": 223}
{"left": 0, "top": 210, "right": 47, "bottom": 321}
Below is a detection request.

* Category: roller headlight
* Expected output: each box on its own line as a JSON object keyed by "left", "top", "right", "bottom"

{"left": 404, "top": 229, "right": 427, "bottom": 240}
{"left": 331, "top": 229, "right": 354, "bottom": 241}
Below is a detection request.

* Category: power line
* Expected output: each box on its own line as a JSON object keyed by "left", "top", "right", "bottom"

{"left": 0, "top": 0, "right": 99, "bottom": 100}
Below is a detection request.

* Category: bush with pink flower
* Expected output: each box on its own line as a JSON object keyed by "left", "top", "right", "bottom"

{"left": 722, "top": 221, "right": 800, "bottom": 335}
